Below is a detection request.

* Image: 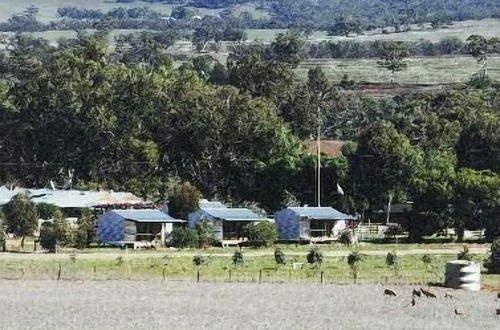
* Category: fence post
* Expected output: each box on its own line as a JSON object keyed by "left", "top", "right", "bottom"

{"left": 93, "top": 265, "right": 97, "bottom": 273}
{"left": 288, "top": 269, "right": 291, "bottom": 283}
{"left": 259, "top": 269, "right": 262, "bottom": 283}
{"left": 229, "top": 269, "right": 232, "bottom": 282}
{"left": 320, "top": 271, "right": 324, "bottom": 284}
{"left": 162, "top": 268, "right": 166, "bottom": 282}
{"left": 197, "top": 269, "right": 200, "bottom": 283}
{"left": 57, "top": 264, "right": 62, "bottom": 281}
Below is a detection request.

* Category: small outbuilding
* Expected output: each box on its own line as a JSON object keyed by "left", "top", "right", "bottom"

{"left": 274, "top": 207, "right": 355, "bottom": 241}
{"left": 98, "top": 210, "right": 184, "bottom": 247}
{"left": 188, "top": 207, "right": 266, "bottom": 243}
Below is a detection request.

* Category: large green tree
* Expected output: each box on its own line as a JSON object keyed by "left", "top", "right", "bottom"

{"left": 349, "top": 121, "right": 423, "bottom": 213}
{"left": 4, "top": 193, "right": 38, "bottom": 248}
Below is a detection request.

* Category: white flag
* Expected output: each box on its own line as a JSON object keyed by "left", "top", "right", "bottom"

{"left": 336, "top": 183, "right": 344, "bottom": 196}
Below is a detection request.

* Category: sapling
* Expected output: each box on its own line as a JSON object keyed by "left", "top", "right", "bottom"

{"left": 347, "top": 251, "right": 363, "bottom": 284}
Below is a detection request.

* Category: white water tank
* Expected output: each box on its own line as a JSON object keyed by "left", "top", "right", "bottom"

{"left": 444, "top": 260, "right": 481, "bottom": 291}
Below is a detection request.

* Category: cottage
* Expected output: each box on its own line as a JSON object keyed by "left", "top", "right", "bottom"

{"left": 188, "top": 207, "right": 266, "bottom": 244}
{"left": 274, "top": 207, "right": 355, "bottom": 241}
{"left": 98, "top": 209, "right": 184, "bottom": 248}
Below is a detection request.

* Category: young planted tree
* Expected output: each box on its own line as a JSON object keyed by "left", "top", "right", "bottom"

{"left": 232, "top": 251, "right": 244, "bottom": 268}
{"left": 4, "top": 193, "right": 38, "bottom": 249}
{"left": 347, "top": 251, "right": 363, "bottom": 283}
{"left": 385, "top": 251, "right": 400, "bottom": 278}
{"left": 306, "top": 247, "right": 323, "bottom": 269}
{"left": 274, "top": 248, "right": 286, "bottom": 266}
{"left": 377, "top": 41, "right": 410, "bottom": 84}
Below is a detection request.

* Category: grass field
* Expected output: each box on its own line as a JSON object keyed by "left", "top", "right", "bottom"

{"left": 297, "top": 56, "right": 500, "bottom": 84}
{"left": 246, "top": 19, "right": 500, "bottom": 42}
{"left": 0, "top": 0, "right": 267, "bottom": 23}
{"left": 0, "top": 246, "right": 498, "bottom": 288}
{"left": 1, "top": 281, "right": 498, "bottom": 329}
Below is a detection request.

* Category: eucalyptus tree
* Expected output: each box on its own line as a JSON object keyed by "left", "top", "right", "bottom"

{"left": 467, "top": 35, "right": 500, "bottom": 77}
{"left": 377, "top": 41, "right": 411, "bottom": 84}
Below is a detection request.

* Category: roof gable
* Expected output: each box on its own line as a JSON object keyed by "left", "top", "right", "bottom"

{"left": 110, "top": 210, "right": 184, "bottom": 223}
{"left": 201, "top": 208, "right": 264, "bottom": 221}
{"left": 287, "top": 207, "right": 355, "bottom": 220}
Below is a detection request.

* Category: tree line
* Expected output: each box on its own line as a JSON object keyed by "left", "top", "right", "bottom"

{"left": 2, "top": 0, "right": 500, "bottom": 34}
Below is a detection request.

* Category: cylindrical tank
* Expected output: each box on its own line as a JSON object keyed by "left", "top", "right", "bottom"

{"left": 444, "top": 260, "right": 481, "bottom": 291}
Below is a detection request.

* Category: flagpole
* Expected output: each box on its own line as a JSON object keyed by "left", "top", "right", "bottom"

{"left": 317, "top": 105, "right": 321, "bottom": 207}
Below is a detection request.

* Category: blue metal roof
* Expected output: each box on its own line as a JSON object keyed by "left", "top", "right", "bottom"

{"left": 287, "top": 207, "right": 355, "bottom": 220}
{"left": 201, "top": 208, "right": 264, "bottom": 221}
{"left": 110, "top": 210, "right": 185, "bottom": 223}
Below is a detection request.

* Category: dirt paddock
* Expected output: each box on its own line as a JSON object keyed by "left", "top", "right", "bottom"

{"left": 0, "top": 280, "right": 498, "bottom": 329}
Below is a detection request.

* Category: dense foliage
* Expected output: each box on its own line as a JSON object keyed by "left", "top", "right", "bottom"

{"left": 0, "top": 27, "right": 499, "bottom": 243}
{"left": 3, "top": 193, "right": 38, "bottom": 247}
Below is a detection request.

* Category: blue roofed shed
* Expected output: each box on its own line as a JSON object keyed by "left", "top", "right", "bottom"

{"left": 274, "top": 207, "right": 355, "bottom": 241}
{"left": 98, "top": 209, "right": 184, "bottom": 245}
{"left": 188, "top": 207, "right": 266, "bottom": 242}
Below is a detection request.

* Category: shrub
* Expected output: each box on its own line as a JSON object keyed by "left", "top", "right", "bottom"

{"left": 245, "top": 221, "right": 277, "bottom": 247}
{"left": 39, "top": 222, "right": 57, "bottom": 252}
{"left": 306, "top": 247, "right": 323, "bottom": 268}
{"left": 339, "top": 230, "right": 354, "bottom": 246}
{"left": 0, "top": 211, "right": 5, "bottom": 251}
{"left": 421, "top": 253, "right": 433, "bottom": 265}
{"left": 36, "top": 203, "right": 59, "bottom": 220}
{"left": 274, "top": 248, "right": 286, "bottom": 265}
{"left": 75, "top": 208, "right": 96, "bottom": 248}
{"left": 170, "top": 227, "right": 199, "bottom": 248}
{"left": 232, "top": 251, "right": 244, "bottom": 267}
{"left": 195, "top": 220, "right": 213, "bottom": 248}
{"left": 484, "top": 239, "right": 500, "bottom": 274}
{"left": 74, "top": 225, "right": 89, "bottom": 250}
{"left": 40, "top": 210, "right": 73, "bottom": 252}
{"left": 193, "top": 255, "right": 205, "bottom": 267}
{"left": 52, "top": 210, "right": 73, "bottom": 248}
{"left": 385, "top": 251, "right": 398, "bottom": 267}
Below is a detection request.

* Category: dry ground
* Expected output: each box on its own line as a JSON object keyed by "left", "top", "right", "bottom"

{"left": 0, "top": 280, "right": 498, "bottom": 329}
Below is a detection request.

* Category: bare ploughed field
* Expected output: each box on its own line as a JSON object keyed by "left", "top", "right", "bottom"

{"left": 0, "top": 280, "right": 498, "bottom": 329}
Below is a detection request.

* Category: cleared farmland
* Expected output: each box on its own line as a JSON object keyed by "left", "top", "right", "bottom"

{"left": 0, "top": 280, "right": 498, "bottom": 329}
{"left": 297, "top": 56, "right": 500, "bottom": 84}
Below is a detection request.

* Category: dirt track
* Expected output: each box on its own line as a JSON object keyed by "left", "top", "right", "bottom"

{"left": 0, "top": 280, "right": 498, "bottom": 329}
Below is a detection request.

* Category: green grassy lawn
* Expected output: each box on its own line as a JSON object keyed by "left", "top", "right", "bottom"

{"left": 297, "top": 56, "right": 500, "bottom": 84}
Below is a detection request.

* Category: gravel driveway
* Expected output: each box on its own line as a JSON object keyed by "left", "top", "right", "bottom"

{"left": 0, "top": 280, "right": 498, "bottom": 329}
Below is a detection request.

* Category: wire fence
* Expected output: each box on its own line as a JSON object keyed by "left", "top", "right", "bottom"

{"left": 0, "top": 260, "right": 445, "bottom": 286}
